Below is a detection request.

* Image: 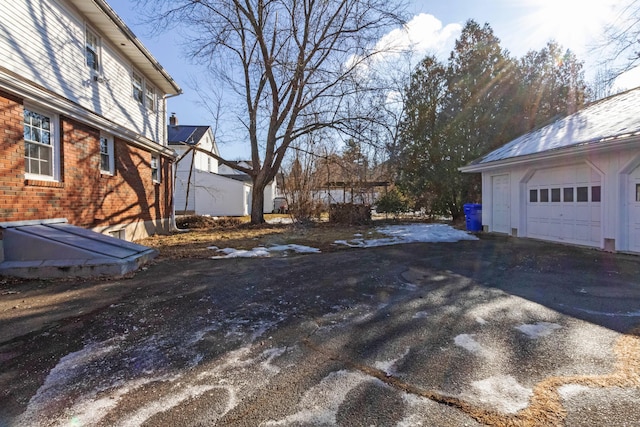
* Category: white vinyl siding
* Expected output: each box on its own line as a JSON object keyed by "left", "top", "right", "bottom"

{"left": 0, "top": 0, "right": 165, "bottom": 144}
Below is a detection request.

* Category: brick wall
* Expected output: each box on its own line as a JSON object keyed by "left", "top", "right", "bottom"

{"left": 0, "top": 91, "right": 173, "bottom": 238}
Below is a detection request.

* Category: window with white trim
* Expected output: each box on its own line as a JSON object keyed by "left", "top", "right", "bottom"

{"left": 24, "top": 107, "right": 58, "bottom": 180}
{"left": 151, "top": 154, "right": 160, "bottom": 183}
{"left": 99, "top": 132, "right": 115, "bottom": 175}
{"left": 132, "top": 72, "right": 144, "bottom": 104}
{"left": 85, "top": 27, "right": 100, "bottom": 72}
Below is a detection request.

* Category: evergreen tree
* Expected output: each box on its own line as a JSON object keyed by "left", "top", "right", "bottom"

{"left": 393, "top": 22, "right": 588, "bottom": 221}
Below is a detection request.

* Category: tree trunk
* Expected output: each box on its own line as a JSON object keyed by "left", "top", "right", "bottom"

{"left": 250, "top": 179, "right": 266, "bottom": 224}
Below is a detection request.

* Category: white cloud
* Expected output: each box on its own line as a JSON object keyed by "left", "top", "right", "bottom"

{"left": 374, "top": 14, "right": 461, "bottom": 63}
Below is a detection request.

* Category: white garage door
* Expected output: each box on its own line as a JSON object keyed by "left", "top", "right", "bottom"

{"left": 492, "top": 174, "right": 510, "bottom": 233}
{"left": 628, "top": 166, "right": 640, "bottom": 252}
{"left": 526, "top": 165, "right": 601, "bottom": 247}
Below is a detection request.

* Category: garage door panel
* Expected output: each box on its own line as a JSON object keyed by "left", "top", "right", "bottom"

{"left": 574, "top": 222, "right": 590, "bottom": 241}
{"left": 575, "top": 205, "right": 590, "bottom": 221}
{"left": 527, "top": 165, "right": 601, "bottom": 247}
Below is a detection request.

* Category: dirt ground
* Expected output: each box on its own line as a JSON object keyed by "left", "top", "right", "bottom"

{"left": 1, "top": 226, "right": 640, "bottom": 426}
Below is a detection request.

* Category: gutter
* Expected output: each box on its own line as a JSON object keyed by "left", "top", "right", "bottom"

{"left": 459, "top": 135, "right": 640, "bottom": 173}
{"left": 92, "top": 0, "right": 182, "bottom": 95}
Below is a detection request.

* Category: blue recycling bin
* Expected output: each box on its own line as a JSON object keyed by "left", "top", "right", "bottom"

{"left": 463, "top": 203, "right": 482, "bottom": 232}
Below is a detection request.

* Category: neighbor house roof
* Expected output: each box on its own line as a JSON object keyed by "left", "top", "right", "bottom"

{"left": 221, "top": 174, "right": 252, "bottom": 183}
{"left": 460, "top": 87, "right": 640, "bottom": 172}
{"left": 168, "top": 126, "right": 211, "bottom": 146}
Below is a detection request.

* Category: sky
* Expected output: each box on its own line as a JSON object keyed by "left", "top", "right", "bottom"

{"left": 107, "top": 0, "right": 636, "bottom": 160}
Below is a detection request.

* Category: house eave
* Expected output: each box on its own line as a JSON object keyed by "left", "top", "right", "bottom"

{"left": 69, "top": 0, "right": 181, "bottom": 96}
{"left": 0, "top": 68, "right": 177, "bottom": 159}
{"left": 459, "top": 136, "right": 640, "bottom": 173}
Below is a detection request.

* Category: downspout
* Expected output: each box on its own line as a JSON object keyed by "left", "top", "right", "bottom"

{"left": 163, "top": 93, "right": 182, "bottom": 232}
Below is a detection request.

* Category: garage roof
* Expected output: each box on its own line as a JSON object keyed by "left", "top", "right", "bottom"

{"left": 462, "top": 87, "right": 640, "bottom": 170}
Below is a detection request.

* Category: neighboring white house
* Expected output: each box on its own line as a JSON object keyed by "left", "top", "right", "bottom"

{"left": 168, "top": 117, "right": 277, "bottom": 216}
{"left": 0, "top": 0, "right": 180, "bottom": 241}
{"left": 460, "top": 87, "right": 640, "bottom": 254}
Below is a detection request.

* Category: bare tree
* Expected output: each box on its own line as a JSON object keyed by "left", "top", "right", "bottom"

{"left": 142, "top": 0, "right": 405, "bottom": 224}
{"left": 601, "top": 0, "right": 640, "bottom": 81}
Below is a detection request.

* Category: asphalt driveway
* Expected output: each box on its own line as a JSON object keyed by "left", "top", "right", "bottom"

{"left": 1, "top": 234, "right": 640, "bottom": 426}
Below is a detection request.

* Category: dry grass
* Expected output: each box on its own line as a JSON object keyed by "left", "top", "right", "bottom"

{"left": 137, "top": 214, "right": 391, "bottom": 259}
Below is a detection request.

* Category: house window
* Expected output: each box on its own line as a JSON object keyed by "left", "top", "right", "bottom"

{"left": 577, "top": 186, "right": 588, "bottom": 202}
{"left": 86, "top": 27, "right": 100, "bottom": 72}
{"left": 563, "top": 187, "right": 574, "bottom": 202}
{"left": 540, "top": 188, "right": 549, "bottom": 202}
{"left": 551, "top": 188, "right": 561, "bottom": 202}
{"left": 132, "top": 72, "right": 144, "bottom": 104}
{"left": 145, "top": 84, "right": 156, "bottom": 111}
{"left": 99, "top": 133, "right": 115, "bottom": 175}
{"left": 636, "top": 184, "right": 640, "bottom": 202}
{"left": 529, "top": 189, "right": 537, "bottom": 202}
{"left": 109, "top": 229, "right": 126, "bottom": 240}
{"left": 151, "top": 154, "right": 160, "bottom": 182}
{"left": 591, "top": 186, "right": 601, "bottom": 202}
{"left": 24, "top": 107, "right": 57, "bottom": 179}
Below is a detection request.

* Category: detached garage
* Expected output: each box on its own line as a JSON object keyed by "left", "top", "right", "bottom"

{"left": 460, "top": 87, "right": 640, "bottom": 254}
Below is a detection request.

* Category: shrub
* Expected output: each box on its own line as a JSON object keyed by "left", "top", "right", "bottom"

{"left": 375, "top": 188, "right": 409, "bottom": 216}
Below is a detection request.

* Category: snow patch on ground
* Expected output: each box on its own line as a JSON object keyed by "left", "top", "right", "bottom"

{"left": 209, "top": 223, "right": 475, "bottom": 259}
{"left": 515, "top": 322, "right": 562, "bottom": 339}
{"left": 16, "top": 340, "right": 119, "bottom": 425}
{"left": 374, "top": 348, "right": 411, "bottom": 376}
{"left": 119, "top": 384, "right": 217, "bottom": 427}
{"left": 475, "top": 316, "right": 488, "bottom": 325}
{"left": 558, "top": 383, "right": 592, "bottom": 399}
{"left": 454, "top": 334, "right": 483, "bottom": 353}
{"left": 210, "top": 244, "right": 320, "bottom": 259}
{"left": 266, "top": 217, "right": 294, "bottom": 224}
{"left": 465, "top": 375, "right": 533, "bottom": 414}
{"left": 336, "top": 224, "right": 477, "bottom": 248}
{"left": 262, "top": 370, "right": 372, "bottom": 425}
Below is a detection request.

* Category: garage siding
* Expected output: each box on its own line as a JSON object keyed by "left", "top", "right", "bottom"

{"left": 478, "top": 146, "right": 640, "bottom": 253}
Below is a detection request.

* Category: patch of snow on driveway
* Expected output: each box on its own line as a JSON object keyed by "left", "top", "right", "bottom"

{"left": 454, "top": 334, "right": 483, "bottom": 353}
{"left": 263, "top": 370, "right": 372, "bottom": 425}
{"left": 515, "top": 322, "right": 562, "bottom": 339}
{"left": 466, "top": 375, "right": 533, "bottom": 414}
{"left": 335, "top": 223, "right": 477, "bottom": 248}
